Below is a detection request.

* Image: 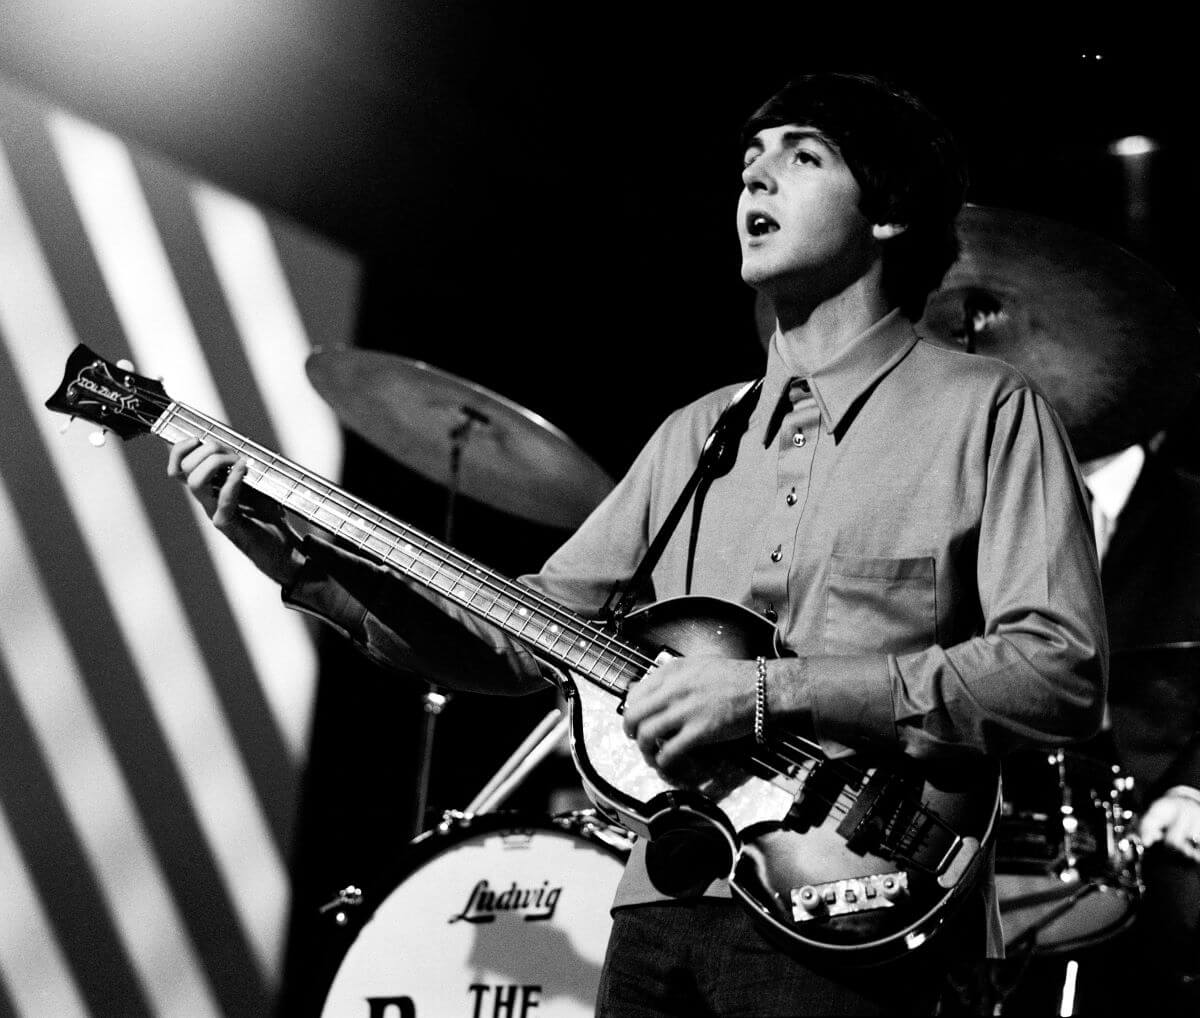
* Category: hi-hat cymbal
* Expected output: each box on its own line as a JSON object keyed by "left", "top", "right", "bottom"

{"left": 306, "top": 348, "right": 614, "bottom": 529}
{"left": 919, "top": 204, "right": 1200, "bottom": 462}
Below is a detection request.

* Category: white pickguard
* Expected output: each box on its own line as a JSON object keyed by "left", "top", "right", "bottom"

{"left": 567, "top": 673, "right": 803, "bottom": 834}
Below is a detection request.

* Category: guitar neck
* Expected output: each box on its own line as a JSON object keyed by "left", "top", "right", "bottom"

{"left": 152, "top": 402, "right": 644, "bottom": 698}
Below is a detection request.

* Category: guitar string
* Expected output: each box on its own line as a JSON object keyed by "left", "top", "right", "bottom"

{"left": 186, "top": 405, "right": 905, "bottom": 829}
{"left": 69, "top": 365, "right": 968, "bottom": 880}
{"left": 79, "top": 379, "right": 666, "bottom": 685}
{"left": 167, "top": 403, "right": 654, "bottom": 683}
{"left": 131, "top": 392, "right": 942, "bottom": 832}
{"left": 127, "top": 390, "right": 635, "bottom": 677}
{"left": 149, "top": 398, "right": 948, "bottom": 833}
{"left": 159, "top": 401, "right": 923, "bottom": 828}
{"left": 155, "top": 393, "right": 970, "bottom": 861}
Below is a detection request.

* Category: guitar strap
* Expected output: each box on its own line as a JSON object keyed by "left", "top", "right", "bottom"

{"left": 602, "top": 376, "right": 764, "bottom": 629}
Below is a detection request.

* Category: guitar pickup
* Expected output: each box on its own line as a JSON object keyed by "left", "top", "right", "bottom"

{"left": 835, "top": 770, "right": 908, "bottom": 852}
{"left": 784, "top": 761, "right": 845, "bottom": 831}
{"left": 790, "top": 872, "right": 909, "bottom": 922}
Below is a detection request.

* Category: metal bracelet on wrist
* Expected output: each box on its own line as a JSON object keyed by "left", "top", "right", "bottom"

{"left": 754, "top": 655, "right": 768, "bottom": 746}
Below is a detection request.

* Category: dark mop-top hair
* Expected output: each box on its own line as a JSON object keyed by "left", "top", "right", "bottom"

{"left": 742, "top": 72, "right": 967, "bottom": 320}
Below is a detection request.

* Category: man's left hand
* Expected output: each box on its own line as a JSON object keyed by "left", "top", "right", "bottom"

{"left": 1140, "top": 791, "right": 1200, "bottom": 864}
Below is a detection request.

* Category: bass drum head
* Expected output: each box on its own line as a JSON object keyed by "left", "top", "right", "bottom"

{"left": 321, "top": 811, "right": 630, "bottom": 1018}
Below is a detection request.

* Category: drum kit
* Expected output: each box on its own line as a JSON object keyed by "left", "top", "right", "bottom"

{"left": 305, "top": 205, "right": 1199, "bottom": 1015}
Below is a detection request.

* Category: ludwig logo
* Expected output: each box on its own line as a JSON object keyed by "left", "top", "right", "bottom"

{"left": 449, "top": 880, "right": 562, "bottom": 924}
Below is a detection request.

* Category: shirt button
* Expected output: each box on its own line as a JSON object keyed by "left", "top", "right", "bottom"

{"left": 785, "top": 490, "right": 797, "bottom": 506}
{"left": 763, "top": 605, "right": 778, "bottom": 622}
{"left": 770, "top": 544, "right": 783, "bottom": 563}
{"left": 792, "top": 430, "right": 806, "bottom": 447}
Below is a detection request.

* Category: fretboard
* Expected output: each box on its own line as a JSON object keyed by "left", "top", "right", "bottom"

{"left": 153, "top": 401, "right": 646, "bottom": 696}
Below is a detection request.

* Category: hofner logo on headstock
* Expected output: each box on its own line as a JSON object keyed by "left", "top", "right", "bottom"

{"left": 448, "top": 879, "right": 563, "bottom": 924}
{"left": 74, "top": 367, "right": 137, "bottom": 412}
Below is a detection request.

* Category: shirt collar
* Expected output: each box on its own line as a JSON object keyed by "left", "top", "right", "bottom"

{"left": 754, "top": 308, "right": 920, "bottom": 439}
{"left": 1082, "top": 444, "right": 1145, "bottom": 521}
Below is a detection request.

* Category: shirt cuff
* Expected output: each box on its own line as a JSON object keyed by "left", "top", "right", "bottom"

{"left": 806, "top": 653, "right": 895, "bottom": 759}
{"left": 280, "top": 542, "right": 368, "bottom": 642}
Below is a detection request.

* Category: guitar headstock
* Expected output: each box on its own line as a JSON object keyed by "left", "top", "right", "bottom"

{"left": 45, "top": 344, "right": 169, "bottom": 441}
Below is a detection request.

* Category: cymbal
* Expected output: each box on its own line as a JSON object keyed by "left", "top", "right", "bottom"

{"left": 918, "top": 204, "right": 1200, "bottom": 462}
{"left": 306, "top": 348, "right": 614, "bottom": 529}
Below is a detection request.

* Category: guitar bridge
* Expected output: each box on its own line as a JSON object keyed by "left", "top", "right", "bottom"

{"left": 790, "top": 872, "right": 909, "bottom": 922}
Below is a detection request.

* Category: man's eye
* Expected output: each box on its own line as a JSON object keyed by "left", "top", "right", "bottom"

{"left": 793, "top": 150, "right": 820, "bottom": 166}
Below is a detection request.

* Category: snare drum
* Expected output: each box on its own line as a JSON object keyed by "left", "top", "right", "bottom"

{"left": 995, "top": 750, "right": 1142, "bottom": 953}
{"left": 320, "top": 811, "right": 632, "bottom": 1018}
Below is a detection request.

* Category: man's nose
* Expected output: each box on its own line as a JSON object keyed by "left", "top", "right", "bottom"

{"left": 741, "top": 158, "right": 775, "bottom": 194}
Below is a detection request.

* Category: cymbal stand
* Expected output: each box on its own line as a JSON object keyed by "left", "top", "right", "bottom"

{"left": 409, "top": 406, "right": 489, "bottom": 838}
{"left": 465, "top": 707, "right": 570, "bottom": 813}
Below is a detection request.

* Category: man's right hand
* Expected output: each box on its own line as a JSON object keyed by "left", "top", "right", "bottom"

{"left": 167, "top": 437, "right": 306, "bottom": 588}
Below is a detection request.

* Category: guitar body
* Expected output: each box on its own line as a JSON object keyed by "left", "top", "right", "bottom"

{"left": 563, "top": 596, "right": 793, "bottom": 846}
{"left": 561, "top": 595, "right": 1000, "bottom": 963}
{"left": 46, "top": 344, "right": 1001, "bottom": 964}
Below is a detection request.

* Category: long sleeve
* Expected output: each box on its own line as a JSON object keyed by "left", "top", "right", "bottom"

{"left": 282, "top": 534, "right": 546, "bottom": 694}
{"left": 808, "top": 386, "right": 1108, "bottom": 760}
{"left": 279, "top": 417, "right": 670, "bottom": 694}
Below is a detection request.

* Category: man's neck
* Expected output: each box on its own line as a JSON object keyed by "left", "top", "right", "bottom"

{"left": 769, "top": 277, "right": 894, "bottom": 372}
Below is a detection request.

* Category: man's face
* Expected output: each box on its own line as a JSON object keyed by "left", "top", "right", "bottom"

{"left": 737, "top": 124, "right": 877, "bottom": 297}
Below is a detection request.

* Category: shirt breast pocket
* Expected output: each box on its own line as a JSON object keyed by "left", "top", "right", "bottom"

{"left": 823, "top": 554, "right": 937, "bottom": 655}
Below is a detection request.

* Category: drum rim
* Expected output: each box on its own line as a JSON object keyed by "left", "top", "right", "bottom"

{"left": 319, "top": 808, "right": 629, "bottom": 1016}
{"left": 1001, "top": 887, "right": 1140, "bottom": 954}
{"left": 335, "top": 809, "right": 629, "bottom": 933}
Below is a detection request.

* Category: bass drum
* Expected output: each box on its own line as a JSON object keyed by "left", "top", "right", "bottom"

{"left": 321, "top": 810, "right": 632, "bottom": 1018}
{"left": 995, "top": 749, "right": 1142, "bottom": 953}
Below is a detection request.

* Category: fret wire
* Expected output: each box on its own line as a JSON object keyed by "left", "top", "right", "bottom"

{"left": 499, "top": 590, "right": 521, "bottom": 630}
{"left": 446, "top": 560, "right": 473, "bottom": 603}
{"left": 482, "top": 587, "right": 509, "bottom": 621}
{"left": 598, "top": 655, "right": 622, "bottom": 687}
{"left": 361, "top": 517, "right": 380, "bottom": 555}
{"left": 384, "top": 532, "right": 402, "bottom": 569}
{"left": 170, "top": 404, "right": 658, "bottom": 676}
{"left": 151, "top": 405, "right": 176, "bottom": 441}
{"left": 462, "top": 570, "right": 489, "bottom": 611}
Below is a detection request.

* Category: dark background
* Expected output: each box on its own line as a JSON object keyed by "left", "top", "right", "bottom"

{"left": 3, "top": 7, "right": 1198, "bottom": 1011}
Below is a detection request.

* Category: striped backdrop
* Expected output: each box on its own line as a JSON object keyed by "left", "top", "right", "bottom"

{"left": 0, "top": 74, "right": 361, "bottom": 1017}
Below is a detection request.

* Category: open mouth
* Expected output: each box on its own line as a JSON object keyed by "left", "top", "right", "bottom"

{"left": 746, "top": 212, "right": 780, "bottom": 237}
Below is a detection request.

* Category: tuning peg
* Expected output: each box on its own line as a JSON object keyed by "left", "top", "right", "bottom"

{"left": 89, "top": 429, "right": 108, "bottom": 447}
{"left": 58, "top": 415, "right": 76, "bottom": 435}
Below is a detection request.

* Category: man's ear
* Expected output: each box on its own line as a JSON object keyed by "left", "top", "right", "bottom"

{"left": 872, "top": 222, "right": 909, "bottom": 240}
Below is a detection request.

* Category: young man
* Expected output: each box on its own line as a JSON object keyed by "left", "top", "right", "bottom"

{"left": 170, "top": 73, "right": 1107, "bottom": 1015}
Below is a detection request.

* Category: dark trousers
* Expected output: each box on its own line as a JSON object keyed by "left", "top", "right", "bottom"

{"left": 595, "top": 900, "right": 957, "bottom": 1017}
